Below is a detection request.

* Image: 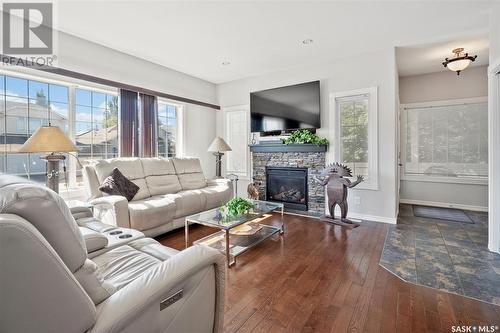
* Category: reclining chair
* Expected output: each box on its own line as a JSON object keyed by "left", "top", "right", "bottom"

{"left": 0, "top": 175, "right": 225, "bottom": 333}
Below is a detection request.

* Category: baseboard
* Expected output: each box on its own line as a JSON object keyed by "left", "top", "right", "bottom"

{"left": 399, "top": 199, "right": 488, "bottom": 212}
{"left": 333, "top": 208, "right": 397, "bottom": 224}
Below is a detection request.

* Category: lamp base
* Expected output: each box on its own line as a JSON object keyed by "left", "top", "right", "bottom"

{"left": 213, "top": 152, "right": 224, "bottom": 178}
{"left": 41, "top": 154, "right": 66, "bottom": 193}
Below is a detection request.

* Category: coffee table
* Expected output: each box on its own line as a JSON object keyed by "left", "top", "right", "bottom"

{"left": 185, "top": 200, "right": 284, "bottom": 267}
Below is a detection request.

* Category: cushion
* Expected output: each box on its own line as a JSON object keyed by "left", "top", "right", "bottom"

{"left": 93, "top": 158, "right": 145, "bottom": 183}
{"left": 128, "top": 195, "right": 176, "bottom": 231}
{"left": 99, "top": 168, "right": 139, "bottom": 201}
{"left": 172, "top": 157, "right": 207, "bottom": 190}
{"left": 201, "top": 185, "right": 233, "bottom": 210}
{"left": 177, "top": 173, "right": 207, "bottom": 190}
{"left": 170, "top": 190, "right": 206, "bottom": 218}
{"left": 146, "top": 175, "right": 182, "bottom": 196}
{"left": 141, "top": 157, "right": 177, "bottom": 176}
{"left": 130, "top": 178, "right": 151, "bottom": 201}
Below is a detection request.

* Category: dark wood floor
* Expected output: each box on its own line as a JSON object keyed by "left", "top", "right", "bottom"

{"left": 157, "top": 213, "right": 500, "bottom": 333}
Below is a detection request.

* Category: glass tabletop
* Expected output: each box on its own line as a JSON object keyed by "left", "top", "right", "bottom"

{"left": 185, "top": 200, "right": 283, "bottom": 230}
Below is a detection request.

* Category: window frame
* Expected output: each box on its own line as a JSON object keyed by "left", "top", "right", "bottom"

{"left": 156, "top": 98, "right": 184, "bottom": 158}
{"left": 401, "top": 96, "right": 488, "bottom": 185}
{"left": 0, "top": 68, "right": 118, "bottom": 188}
{"left": 329, "top": 87, "right": 379, "bottom": 190}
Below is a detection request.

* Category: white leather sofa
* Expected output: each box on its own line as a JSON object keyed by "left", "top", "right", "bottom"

{"left": 82, "top": 157, "right": 233, "bottom": 237}
{"left": 0, "top": 175, "right": 225, "bottom": 333}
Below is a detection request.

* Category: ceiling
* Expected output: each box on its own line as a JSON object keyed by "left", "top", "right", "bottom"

{"left": 397, "top": 35, "right": 490, "bottom": 77}
{"left": 55, "top": 1, "right": 496, "bottom": 84}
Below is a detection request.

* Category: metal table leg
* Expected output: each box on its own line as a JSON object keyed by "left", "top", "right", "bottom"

{"left": 185, "top": 219, "right": 189, "bottom": 249}
{"left": 225, "top": 230, "right": 233, "bottom": 267}
{"left": 280, "top": 205, "right": 285, "bottom": 234}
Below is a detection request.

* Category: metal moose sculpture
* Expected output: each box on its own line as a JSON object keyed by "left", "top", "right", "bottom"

{"left": 315, "top": 163, "right": 364, "bottom": 228}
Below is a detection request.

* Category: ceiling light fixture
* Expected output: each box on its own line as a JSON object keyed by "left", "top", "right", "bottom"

{"left": 442, "top": 48, "right": 477, "bottom": 75}
{"left": 221, "top": 61, "right": 231, "bottom": 66}
{"left": 302, "top": 39, "right": 313, "bottom": 45}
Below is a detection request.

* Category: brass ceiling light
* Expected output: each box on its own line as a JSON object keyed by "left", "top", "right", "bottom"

{"left": 442, "top": 48, "right": 477, "bottom": 75}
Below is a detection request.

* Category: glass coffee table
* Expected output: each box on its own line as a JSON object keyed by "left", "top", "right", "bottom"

{"left": 185, "top": 200, "right": 284, "bottom": 267}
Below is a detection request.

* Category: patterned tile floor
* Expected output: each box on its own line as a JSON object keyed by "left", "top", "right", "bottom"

{"left": 380, "top": 204, "right": 500, "bottom": 305}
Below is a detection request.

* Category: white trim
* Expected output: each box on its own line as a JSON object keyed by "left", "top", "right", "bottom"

{"left": 399, "top": 198, "right": 488, "bottom": 213}
{"left": 329, "top": 87, "right": 379, "bottom": 190}
{"left": 401, "top": 175, "right": 488, "bottom": 185}
{"left": 333, "top": 207, "right": 396, "bottom": 224}
{"left": 401, "top": 97, "right": 489, "bottom": 185}
{"left": 222, "top": 104, "right": 251, "bottom": 180}
{"left": 488, "top": 62, "right": 500, "bottom": 253}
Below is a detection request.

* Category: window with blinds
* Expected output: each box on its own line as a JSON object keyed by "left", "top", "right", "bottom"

{"left": 403, "top": 101, "right": 488, "bottom": 180}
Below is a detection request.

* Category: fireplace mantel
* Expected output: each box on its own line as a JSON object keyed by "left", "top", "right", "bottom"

{"left": 249, "top": 142, "right": 327, "bottom": 153}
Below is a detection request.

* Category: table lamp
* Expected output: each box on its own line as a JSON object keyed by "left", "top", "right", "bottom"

{"left": 207, "top": 137, "right": 232, "bottom": 178}
{"left": 19, "top": 124, "right": 77, "bottom": 193}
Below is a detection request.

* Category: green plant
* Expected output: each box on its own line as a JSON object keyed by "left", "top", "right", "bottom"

{"left": 220, "top": 197, "right": 255, "bottom": 218}
{"left": 282, "top": 129, "right": 329, "bottom": 146}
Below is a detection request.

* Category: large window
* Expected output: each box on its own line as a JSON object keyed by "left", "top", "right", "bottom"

{"left": 403, "top": 99, "right": 488, "bottom": 182}
{"left": 157, "top": 101, "right": 181, "bottom": 158}
{"left": 0, "top": 75, "right": 69, "bottom": 182}
{"left": 330, "top": 87, "right": 378, "bottom": 190}
{"left": 0, "top": 72, "right": 118, "bottom": 187}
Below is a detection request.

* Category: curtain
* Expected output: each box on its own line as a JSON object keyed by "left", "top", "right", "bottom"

{"left": 140, "top": 93, "right": 157, "bottom": 157}
{"left": 120, "top": 89, "right": 139, "bottom": 157}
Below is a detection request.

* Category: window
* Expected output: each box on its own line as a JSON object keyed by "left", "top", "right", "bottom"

{"left": 330, "top": 87, "right": 378, "bottom": 190}
{"left": 223, "top": 105, "right": 250, "bottom": 178}
{"left": 0, "top": 75, "right": 69, "bottom": 183}
{"left": 157, "top": 101, "right": 181, "bottom": 158}
{"left": 402, "top": 99, "right": 488, "bottom": 183}
{"left": 0, "top": 71, "right": 118, "bottom": 187}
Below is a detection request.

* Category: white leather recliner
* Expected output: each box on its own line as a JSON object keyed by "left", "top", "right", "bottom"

{"left": 0, "top": 175, "right": 225, "bottom": 333}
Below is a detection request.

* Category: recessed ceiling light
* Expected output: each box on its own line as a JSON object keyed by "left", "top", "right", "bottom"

{"left": 302, "top": 39, "right": 313, "bottom": 45}
{"left": 221, "top": 61, "right": 231, "bottom": 66}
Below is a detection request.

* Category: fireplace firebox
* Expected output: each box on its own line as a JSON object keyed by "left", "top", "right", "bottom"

{"left": 266, "top": 167, "right": 308, "bottom": 211}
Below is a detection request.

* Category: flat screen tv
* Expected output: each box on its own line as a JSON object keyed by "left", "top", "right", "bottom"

{"left": 250, "top": 81, "right": 320, "bottom": 133}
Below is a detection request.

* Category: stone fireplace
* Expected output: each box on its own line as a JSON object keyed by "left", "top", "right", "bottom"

{"left": 250, "top": 143, "right": 327, "bottom": 215}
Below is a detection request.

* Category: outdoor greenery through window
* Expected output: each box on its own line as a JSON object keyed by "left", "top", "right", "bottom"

{"left": 404, "top": 101, "right": 488, "bottom": 179}
{"left": 338, "top": 95, "right": 369, "bottom": 178}
{"left": 157, "top": 101, "right": 178, "bottom": 158}
{"left": 0, "top": 75, "right": 69, "bottom": 182}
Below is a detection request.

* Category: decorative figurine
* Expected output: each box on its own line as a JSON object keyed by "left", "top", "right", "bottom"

{"left": 315, "top": 163, "right": 364, "bottom": 228}
{"left": 247, "top": 180, "right": 261, "bottom": 200}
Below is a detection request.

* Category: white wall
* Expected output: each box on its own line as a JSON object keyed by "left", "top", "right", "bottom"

{"left": 488, "top": 3, "right": 500, "bottom": 253}
{"left": 399, "top": 66, "right": 489, "bottom": 211}
{"left": 216, "top": 48, "right": 398, "bottom": 222}
{"left": 55, "top": 31, "right": 219, "bottom": 177}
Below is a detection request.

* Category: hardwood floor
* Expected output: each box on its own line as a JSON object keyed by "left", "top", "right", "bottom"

{"left": 157, "top": 213, "right": 500, "bottom": 333}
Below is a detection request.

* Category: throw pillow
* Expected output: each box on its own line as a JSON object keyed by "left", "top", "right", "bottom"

{"left": 98, "top": 168, "right": 139, "bottom": 201}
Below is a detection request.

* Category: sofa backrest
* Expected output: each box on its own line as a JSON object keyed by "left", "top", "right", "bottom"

{"left": 92, "top": 157, "right": 151, "bottom": 201}
{"left": 82, "top": 157, "right": 207, "bottom": 200}
{"left": 172, "top": 157, "right": 207, "bottom": 190}
{"left": 142, "top": 157, "right": 182, "bottom": 195}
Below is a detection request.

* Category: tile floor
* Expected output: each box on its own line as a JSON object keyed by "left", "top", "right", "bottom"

{"left": 380, "top": 204, "right": 500, "bottom": 305}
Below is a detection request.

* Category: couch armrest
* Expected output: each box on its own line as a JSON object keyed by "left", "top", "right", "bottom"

{"left": 90, "top": 196, "right": 130, "bottom": 229}
{"left": 79, "top": 227, "right": 108, "bottom": 253}
{"left": 90, "top": 245, "right": 225, "bottom": 333}
{"left": 207, "top": 178, "right": 232, "bottom": 187}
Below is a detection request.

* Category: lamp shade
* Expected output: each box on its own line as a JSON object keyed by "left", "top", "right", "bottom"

{"left": 19, "top": 125, "right": 77, "bottom": 153}
{"left": 207, "top": 137, "right": 232, "bottom": 152}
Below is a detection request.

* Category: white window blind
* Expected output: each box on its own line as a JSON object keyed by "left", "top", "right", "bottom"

{"left": 404, "top": 101, "right": 488, "bottom": 179}
{"left": 224, "top": 106, "right": 249, "bottom": 178}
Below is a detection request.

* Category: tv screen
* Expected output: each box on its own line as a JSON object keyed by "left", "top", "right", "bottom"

{"left": 250, "top": 81, "right": 320, "bottom": 133}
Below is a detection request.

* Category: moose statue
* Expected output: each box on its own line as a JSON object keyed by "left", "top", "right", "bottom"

{"left": 315, "top": 163, "right": 364, "bottom": 228}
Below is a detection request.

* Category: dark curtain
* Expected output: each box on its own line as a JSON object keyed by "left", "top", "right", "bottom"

{"left": 140, "top": 93, "right": 157, "bottom": 157}
{"left": 120, "top": 89, "right": 139, "bottom": 157}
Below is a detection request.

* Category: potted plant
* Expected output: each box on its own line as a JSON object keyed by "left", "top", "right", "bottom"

{"left": 282, "top": 129, "right": 329, "bottom": 146}
{"left": 219, "top": 197, "right": 256, "bottom": 219}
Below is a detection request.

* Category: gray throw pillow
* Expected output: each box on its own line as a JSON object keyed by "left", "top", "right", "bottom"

{"left": 98, "top": 168, "right": 139, "bottom": 201}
